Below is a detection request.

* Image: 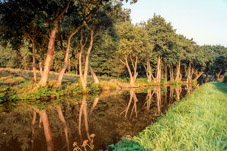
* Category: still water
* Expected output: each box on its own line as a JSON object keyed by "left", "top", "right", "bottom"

{"left": 0, "top": 85, "right": 194, "bottom": 151}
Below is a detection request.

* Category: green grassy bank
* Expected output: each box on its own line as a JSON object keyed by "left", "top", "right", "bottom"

{"left": 111, "top": 82, "right": 227, "bottom": 151}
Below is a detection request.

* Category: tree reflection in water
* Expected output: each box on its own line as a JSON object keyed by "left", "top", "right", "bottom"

{"left": 120, "top": 89, "right": 138, "bottom": 119}
{"left": 39, "top": 111, "right": 54, "bottom": 151}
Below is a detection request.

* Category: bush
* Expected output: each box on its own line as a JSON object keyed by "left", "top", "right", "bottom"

{"left": 223, "top": 75, "right": 227, "bottom": 83}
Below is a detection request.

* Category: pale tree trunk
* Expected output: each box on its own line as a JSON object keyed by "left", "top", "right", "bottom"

{"left": 89, "top": 64, "right": 99, "bottom": 84}
{"left": 31, "top": 39, "right": 37, "bottom": 82}
{"left": 39, "top": 59, "right": 43, "bottom": 77}
{"left": 120, "top": 89, "right": 138, "bottom": 119}
{"left": 217, "top": 70, "right": 222, "bottom": 80}
{"left": 154, "top": 56, "right": 162, "bottom": 84}
{"left": 120, "top": 56, "right": 138, "bottom": 86}
{"left": 39, "top": 1, "right": 71, "bottom": 86}
{"left": 79, "top": 29, "right": 94, "bottom": 91}
{"left": 56, "top": 105, "right": 69, "bottom": 151}
{"left": 187, "top": 62, "right": 193, "bottom": 83}
{"left": 39, "top": 111, "right": 54, "bottom": 151}
{"left": 193, "top": 72, "right": 204, "bottom": 81}
{"left": 175, "top": 61, "right": 182, "bottom": 81}
{"left": 39, "top": 23, "right": 58, "bottom": 86}
{"left": 164, "top": 63, "right": 167, "bottom": 83}
{"left": 169, "top": 64, "right": 174, "bottom": 82}
{"left": 144, "top": 61, "right": 154, "bottom": 83}
{"left": 55, "top": 25, "right": 83, "bottom": 87}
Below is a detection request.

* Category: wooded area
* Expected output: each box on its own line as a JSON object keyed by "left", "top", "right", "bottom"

{"left": 0, "top": 0, "right": 226, "bottom": 90}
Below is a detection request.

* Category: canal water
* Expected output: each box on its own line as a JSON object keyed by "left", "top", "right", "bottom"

{"left": 0, "top": 85, "right": 194, "bottom": 151}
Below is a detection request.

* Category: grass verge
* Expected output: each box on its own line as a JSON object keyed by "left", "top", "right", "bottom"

{"left": 110, "top": 82, "right": 227, "bottom": 151}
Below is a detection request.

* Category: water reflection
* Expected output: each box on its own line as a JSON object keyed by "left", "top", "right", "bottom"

{"left": 0, "top": 85, "right": 194, "bottom": 151}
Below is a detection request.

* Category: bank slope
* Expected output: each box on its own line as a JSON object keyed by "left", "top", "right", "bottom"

{"left": 113, "top": 82, "right": 227, "bottom": 151}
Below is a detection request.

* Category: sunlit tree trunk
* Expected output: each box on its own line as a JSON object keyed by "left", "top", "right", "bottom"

{"left": 90, "top": 97, "right": 99, "bottom": 114}
{"left": 144, "top": 61, "right": 154, "bottom": 83}
{"left": 79, "top": 29, "right": 94, "bottom": 91}
{"left": 121, "top": 56, "right": 138, "bottom": 86}
{"left": 169, "top": 64, "right": 174, "bottom": 82}
{"left": 164, "top": 63, "right": 167, "bottom": 83}
{"left": 39, "top": 1, "right": 71, "bottom": 86}
{"left": 154, "top": 56, "right": 162, "bottom": 84}
{"left": 175, "top": 61, "right": 182, "bottom": 81}
{"left": 39, "top": 23, "right": 58, "bottom": 86}
{"left": 193, "top": 71, "right": 204, "bottom": 82}
{"left": 89, "top": 65, "right": 99, "bottom": 84}
{"left": 39, "top": 59, "right": 43, "bottom": 77}
{"left": 56, "top": 105, "right": 69, "bottom": 151}
{"left": 39, "top": 111, "right": 54, "bottom": 151}
{"left": 56, "top": 25, "right": 83, "bottom": 87}
{"left": 169, "top": 86, "right": 174, "bottom": 103}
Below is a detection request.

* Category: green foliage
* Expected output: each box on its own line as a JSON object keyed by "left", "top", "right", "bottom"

{"left": 88, "top": 83, "right": 100, "bottom": 95}
{"left": 131, "top": 82, "right": 227, "bottom": 150}
{"left": 0, "top": 86, "right": 18, "bottom": 103}
{"left": 223, "top": 75, "right": 227, "bottom": 83}
{"left": 170, "top": 80, "right": 182, "bottom": 85}
{"left": 109, "top": 137, "right": 145, "bottom": 151}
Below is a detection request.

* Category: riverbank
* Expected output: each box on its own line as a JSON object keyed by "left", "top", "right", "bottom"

{"left": 111, "top": 82, "right": 227, "bottom": 150}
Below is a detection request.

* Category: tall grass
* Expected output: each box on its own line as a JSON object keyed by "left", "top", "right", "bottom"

{"left": 112, "top": 82, "right": 227, "bottom": 151}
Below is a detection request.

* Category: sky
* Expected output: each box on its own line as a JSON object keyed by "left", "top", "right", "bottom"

{"left": 123, "top": 0, "right": 227, "bottom": 47}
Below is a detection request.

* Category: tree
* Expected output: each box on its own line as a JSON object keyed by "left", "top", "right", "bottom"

{"left": 116, "top": 21, "right": 149, "bottom": 86}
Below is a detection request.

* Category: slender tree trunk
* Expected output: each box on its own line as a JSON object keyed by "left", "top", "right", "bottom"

{"left": 39, "top": 60, "right": 43, "bottom": 77}
{"left": 217, "top": 70, "right": 222, "bottom": 80}
{"left": 121, "top": 56, "right": 138, "bottom": 86}
{"left": 39, "top": 23, "right": 58, "bottom": 86}
{"left": 193, "top": 72, "right": 204, "bottom": 81}
{"left": 39, "top": 111, "right": 54, "bottom": 151}
{"left": 144, "top": 89, "right": 154, "bottom": 111}
{"left": 175, "top": 61, "right": 182, "bottom": 81}
{"left": 31, "top": 39, "right": 37, "bottom": 82}
{"left": 154, "top": 56, "right": 162, "bottom": 84}
{"left": 169, "top": 64, "right": 174, "bottom": 82}
{"left": 56, "top": 25, "right": 83, "bottom": 87}
{"left": 90, "top": 97, "right": 99, "bottom": 114}
{"left": 89, "top": 65, "right": 99, "bottom": 84}
{"left": 169, "top": 86, "right": 174, "bottom": 103}
{"left": 187, "top": 62, "right": 192, "bottom": 83}
{"left": 144, "top": 61, "right": 154, "bottom": 83}
{"left": 164, "top": 63, "right": 167, "bottom": 83}
{"left": 79, "top": 29, "right": 94, "bottom": 91}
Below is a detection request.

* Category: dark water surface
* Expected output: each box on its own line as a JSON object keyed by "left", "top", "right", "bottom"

{"left": 0, "top": 85, "right": 194, "bottom": 151}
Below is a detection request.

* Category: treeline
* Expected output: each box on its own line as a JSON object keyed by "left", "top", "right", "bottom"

{"left": 0, "top": 0, "right": 226, "bottom": 89}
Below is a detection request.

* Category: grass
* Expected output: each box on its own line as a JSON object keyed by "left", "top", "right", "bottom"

{"left": 111, "top": 82, "right": 227, "bottom": 151}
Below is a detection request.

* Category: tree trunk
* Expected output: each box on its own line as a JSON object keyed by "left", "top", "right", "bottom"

{"left": 56, "top": 25, "right": 83, "bottom": 87}
{"left": 79, "top": 29, "right": 94, "bottom": 91}
{"left": 39, "top": 60, "right": 43, "bottom": 77}
{"left": 31, "top": 39, "right": 37, "bottom": 82}
{"left": 217, "top": 70, "right": 222, "bottom": 80}
{"left": 31, "top": 111, "right": 36, "bottom": 151}
{"left": 39, "top": 111, "right": 54, "bottom": 151}
{"left": 39, "top": 23, "right": 58, "bottom": 86}
{"left": 144, "top": 61, "right": 154, "bottom": 83}
{"left": 89, "top": 64, "right": 99, "bottom": 84}
{"left": 154, "top": 56, "right": 162, "bottom": 84}
{"left": 187, "top": 62, "right": 192, "bottom": 83}
{"left": 169, "top": 64, "right": 174, "bottom": 82}
{"left": 193, "top": 72, "right": 204, "bottom": 81}
{"left": 175, "top": 86, "right": 182, "bottom": 101}
{"left": 154, "top": 87, "right": 161, "bottom": 115}
{"left": 175, "top": 61, "right": 182, "bottom": 81}
{"left": 164, "top": 63, "right": 167, "bottom": 83}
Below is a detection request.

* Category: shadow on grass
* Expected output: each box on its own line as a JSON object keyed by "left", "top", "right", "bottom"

{"left": 211, "top": 82, "right": 227, "bottom": 94}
